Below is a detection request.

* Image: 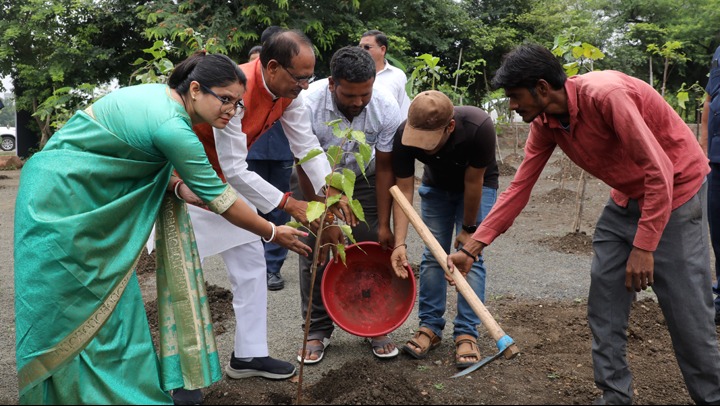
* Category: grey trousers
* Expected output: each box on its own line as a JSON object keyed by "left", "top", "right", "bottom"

{"left": 293, "top": 169, "right": 378, "bottom": 340}
{"left": 589, "top": 183, "right": 720, "bottom": 405}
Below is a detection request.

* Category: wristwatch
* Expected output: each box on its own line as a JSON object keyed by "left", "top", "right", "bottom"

{"left": 461, "top": 224, "right": 477, "bottom": 233}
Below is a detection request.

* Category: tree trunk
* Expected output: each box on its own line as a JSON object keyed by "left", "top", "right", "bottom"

{"left": 572, "top": 170, "right": 587, "bottom": 233}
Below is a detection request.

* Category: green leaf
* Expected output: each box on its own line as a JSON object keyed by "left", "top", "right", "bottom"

{"left": 307, "top": 201, "right": 326, "bottom": 223}
{"left": 353, "top": 151, "right": 366, "bottom": 176}
{"left": 350, "top": 130, "right": 366, "bottom": 144}
{"left": 349, "top": 198, "right": 365, "bottom": 223}
{"left": 326, "top": 172, "right": 345, "bottom": 191}
{"left": 286, "top": 221, "right": 303, "bottom": 229}
{"left": 339, "top": 224, "right": 356, "bottom": 245}
{"left": 341, "top": 168, "right": 356, "bottom": 198}
{"left": 326, "top": 145, "right": 343, "bottom": 167}
{"left": 326, "top": 193, "right": 343, "bottom": 207}
{"left": 677, "top": 91, "right": 689, "bottom": 109}
{"left": 297, "top": 148, "right": 324, "bottom": 165}
{"left": 336, "top": 244, "right": 347, "bottom": 266}
{"left": 359, "top": 142, "right": 372, "bottom": 165}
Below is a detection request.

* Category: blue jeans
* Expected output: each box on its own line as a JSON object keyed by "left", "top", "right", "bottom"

{"left": 247, "top": 159, "right": 294, "bottom": 275}
{"left": 417, "top": 183, "right": 498, "bottom": 339}
{"left": 708, "top": 167, "right": 720, "bottom": 313}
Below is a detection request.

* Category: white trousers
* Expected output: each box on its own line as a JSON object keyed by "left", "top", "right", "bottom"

{"left": 218, "top": 241, "right": 268, "bottom": 358}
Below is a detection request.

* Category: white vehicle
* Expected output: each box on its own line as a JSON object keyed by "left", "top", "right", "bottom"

{"left": 0, "top": 126, "right": 15, "bottom": 151}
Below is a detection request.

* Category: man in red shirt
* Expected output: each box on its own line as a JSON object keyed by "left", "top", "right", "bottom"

{"left": 448, "top": 44, "right": 720, "bottom": 405}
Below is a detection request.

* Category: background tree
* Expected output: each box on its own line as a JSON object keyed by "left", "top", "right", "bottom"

{"left": 0, "top": 0, "right": 153, "bottom": 155}
{"left": 2, "top": 0, "right": 718, "bottom": 154}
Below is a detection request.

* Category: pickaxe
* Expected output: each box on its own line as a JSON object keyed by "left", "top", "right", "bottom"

{"left": 390, "top": 185, "right": 520, "bottom": 377}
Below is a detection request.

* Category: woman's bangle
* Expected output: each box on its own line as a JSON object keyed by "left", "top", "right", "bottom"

{"left": 173, "top": 179, "right": 185, "bottom": 201}
{"left": 458, "top": 247, "right": 478, "bottom": 262}
{"left": 393, "top": 243, "right": 407, "bottom": 251}
{"left": 278, "top": 192, "right": 292, "bottom": 210}
{"left": 262, "top": 222, "right": 276, "bottom": 243}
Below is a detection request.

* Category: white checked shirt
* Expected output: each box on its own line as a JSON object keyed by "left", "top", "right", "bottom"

{"left": 303, "top": 82, "right": 402, "bottom": 176}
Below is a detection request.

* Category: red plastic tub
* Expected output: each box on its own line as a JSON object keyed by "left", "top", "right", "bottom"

{"left": 321, "top": 242, "right": 416, "bottom": 337}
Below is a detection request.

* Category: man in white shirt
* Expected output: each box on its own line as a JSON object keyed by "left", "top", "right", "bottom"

{"left": 359, "top": 30, "right": 411, "bottom": 119}
{"left": 295, "top": 45, "right": 403, "bottom": 364}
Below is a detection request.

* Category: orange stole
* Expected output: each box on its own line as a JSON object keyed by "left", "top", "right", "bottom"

{"left": 193, "top": 59, "right": 293, "bottom": 180}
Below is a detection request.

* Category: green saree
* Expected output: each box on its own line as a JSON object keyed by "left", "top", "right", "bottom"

{"left": 14, "top": 85, "right": 235, "bottom": 404}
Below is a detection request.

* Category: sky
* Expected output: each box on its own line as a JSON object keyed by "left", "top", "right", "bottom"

{"left": 2, "top": 76, "right": 12, "bottom": 92}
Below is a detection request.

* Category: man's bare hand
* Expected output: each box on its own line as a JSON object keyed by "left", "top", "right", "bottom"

{"left": 326, "top": 187, "right": 358, "bottom": 227}
{"left": 446, "top": 240, "right": 484, "bottom": 285}
{"left": 453, "top": 230, "right": 471, "bottom": 250}
{"left": 317, "top": 225, "right": 344, "bottom": 267}
{"left": 378, "top": 226, "right": 395, "bottom": 251}
{"left": 283, "top": 196, "right": 309, "bottom": 225}
{"left": 390, "top": 245, "right": 410, "bottom": 279}
{"left": 626, "top": 247, "right": 654, "bottom": 292}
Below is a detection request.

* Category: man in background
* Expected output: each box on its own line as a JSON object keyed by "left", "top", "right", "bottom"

{"left": 246, "top": 26, "right": 296, "bottom": 291}
{"left": 699, "top": 44, "right": 720, "bottom": 326}
{"left": 359, "top": 30, "right": 411, "bottom": 119}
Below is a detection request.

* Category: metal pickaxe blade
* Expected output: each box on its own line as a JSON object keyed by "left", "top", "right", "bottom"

{"left": 390, "top": 185, "right": 521, "bottom": 377}
{"left": 452, "top": 335, "right": 515, "bottom": 378}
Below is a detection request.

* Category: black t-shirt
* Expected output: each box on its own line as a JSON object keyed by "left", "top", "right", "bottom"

{"left": 392, "top": 106, "right": 499, "bottom": 192}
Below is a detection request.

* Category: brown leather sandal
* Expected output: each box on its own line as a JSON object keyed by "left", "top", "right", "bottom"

{"left": 402, "top": 326, "right": 441, "bottom": 359}
{"left": 455, "top": 334, "right": 481, "bottom": 369}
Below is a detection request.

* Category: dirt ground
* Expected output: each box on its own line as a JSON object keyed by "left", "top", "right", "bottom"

{"left": 4, "top": 128, "right": 719, "bottom": 405}
{"left": 132, "top": 131, "right": 717, "bottom": 405}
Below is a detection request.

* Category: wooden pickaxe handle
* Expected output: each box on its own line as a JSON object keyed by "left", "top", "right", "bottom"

{"left": 390, "top": 185, "right": 519, "bottom": 359}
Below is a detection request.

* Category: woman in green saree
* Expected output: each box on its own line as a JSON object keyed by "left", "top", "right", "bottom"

{"left": 13, "top": 51, "right": 311, "bottom": 405}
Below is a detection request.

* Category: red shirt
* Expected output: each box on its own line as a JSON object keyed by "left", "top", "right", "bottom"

{"left": 476, "top": 70, "right": 708, "bottom": 251}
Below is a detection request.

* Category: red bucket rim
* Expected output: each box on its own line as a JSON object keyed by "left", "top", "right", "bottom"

{"left": 321, "top": 241, "right": 416, "bottom": 337}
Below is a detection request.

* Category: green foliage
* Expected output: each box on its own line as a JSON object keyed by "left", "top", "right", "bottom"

{"left": 552, "top": 31, "right": 605, "bottom": 75}
{"left": 408, "top": 54, "right": 446, "bottom": 96}
{"left": 290, "top": 119, "right": 374, "bottom": 265}
{"left": 2, "top": 0, "right": 717, "bottom": 140}
{"left": 130, "top": 41, "right": 177, "bottom": 85}
{"left": 0, "top": 0, "right": 153, "bottom": 142}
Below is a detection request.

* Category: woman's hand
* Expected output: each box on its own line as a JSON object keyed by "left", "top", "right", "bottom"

{"left": 273, "top": 226, "right": 312, "bottom": 257}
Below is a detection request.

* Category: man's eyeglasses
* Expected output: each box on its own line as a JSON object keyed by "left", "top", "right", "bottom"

{"left": 359, "top": 44, "right": 375, "bottom": 51}
{"left": 200, "top": 84, "right": 245, "bottom": 117}
{"left": 278, "top": 64, "right": 315, "bottom": 86}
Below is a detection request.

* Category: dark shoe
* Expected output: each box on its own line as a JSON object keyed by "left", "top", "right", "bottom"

{"left": 171, "top": 388, "right": 203, "bottom": 405}
{"left": 267, "top": 273, "right": 285, "bottom": 291}
{"left": 226, "top": 354, "right": 296, "bottom": 380}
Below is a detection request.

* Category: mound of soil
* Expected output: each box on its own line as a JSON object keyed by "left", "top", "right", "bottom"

{"left": 539, "top": 187, "right": 577, "bottom": 204}
{"left": 501, "top": 153, "right": 524, "bottom": 165}
{"left": 196, "top": 296, "right": 703, "bottom": 405}
{"left": 538, "top": 231, "right": 594, "bottom": 255}
{"left": 547, "top": 164, "right": 584, "bottom": 181}
{"left": 498, "top": 162, "right": 517, "bottom": 177}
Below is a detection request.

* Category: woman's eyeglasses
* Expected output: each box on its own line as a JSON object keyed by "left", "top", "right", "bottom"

{"left": 200, "top": 84, "right": 245, "bottom": 117}
{"left": 278, "top": 64, "right": 315, "bottom": 86}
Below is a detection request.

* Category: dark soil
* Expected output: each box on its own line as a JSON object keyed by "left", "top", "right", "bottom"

{"left": 136, "top": 254, "right": 707, "bottom": 406}
{"left": 538, "top": 231, "right": 594, "bottom": 256}
{"left": 134, "top": 139, "right": 717, "bottom": 405}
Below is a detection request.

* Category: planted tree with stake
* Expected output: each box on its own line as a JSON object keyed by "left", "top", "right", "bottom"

{"left": 290, "top": 118, "right": 371, "bottom": 404}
